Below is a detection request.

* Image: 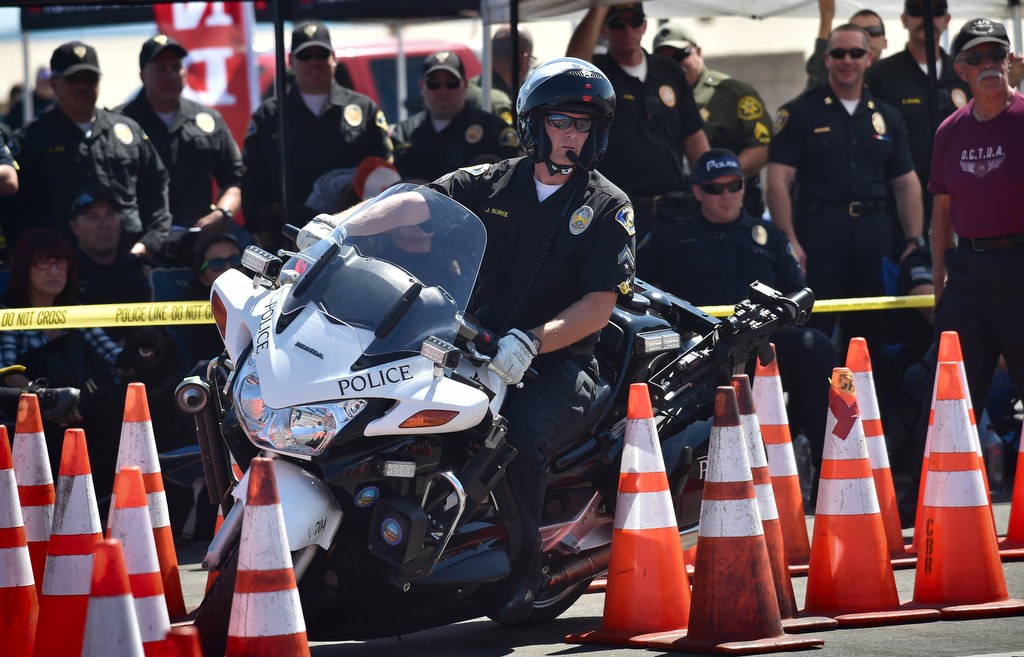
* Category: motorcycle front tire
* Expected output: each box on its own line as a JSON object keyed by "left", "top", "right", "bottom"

{"left": 194, "top": 545, "right": 238, "bottom": 657}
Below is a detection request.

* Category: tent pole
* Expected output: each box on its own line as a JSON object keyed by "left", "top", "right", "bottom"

{"left": 922, "top": 1, "right": 939, "bottom": 137}
{"left": 272, "top": 0, "right": 290, "bottom": 231}
{"left": 481, "top": 0, "right": 493, "bottom": 112}
{"left": 21, "top": 29, "right": 31, "bottom": 127}
{"left": 1013, "top": 1, "right": 1023, "bottom": 91}
{"left": 396, "top": 24, "right": 408, "bottom": 122}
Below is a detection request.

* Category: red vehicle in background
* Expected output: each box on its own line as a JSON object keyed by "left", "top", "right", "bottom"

{"left": 256, "top": 38, "right": 481, "bottom": 121}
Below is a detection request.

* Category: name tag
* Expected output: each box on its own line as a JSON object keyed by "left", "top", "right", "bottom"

{"left": 813, "top": 127, "right": 831, "bottom": 134}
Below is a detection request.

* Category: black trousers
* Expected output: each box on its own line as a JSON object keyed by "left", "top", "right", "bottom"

{"left": 500, "top": 351, "right": 598, "bottom": 558}
{"left": 771, "top": 326, "right": 839, "bottom": 468}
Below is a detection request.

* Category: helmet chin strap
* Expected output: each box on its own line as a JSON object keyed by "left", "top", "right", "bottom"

{"left": 544, "top": 150, "right": 579, "bottom": 176}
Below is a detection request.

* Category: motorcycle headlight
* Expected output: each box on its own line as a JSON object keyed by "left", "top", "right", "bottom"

{"left": 233, "top": 355, "right": 367, "bottom": 458}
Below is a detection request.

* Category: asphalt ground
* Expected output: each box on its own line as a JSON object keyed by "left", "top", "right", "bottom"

{"left": 177, "top": 501, "right": 1024, "bottom": 657}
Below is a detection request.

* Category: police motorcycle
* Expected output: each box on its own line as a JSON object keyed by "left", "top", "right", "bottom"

{"left": 178, "top": 182, "right": 813, "bottom": 655}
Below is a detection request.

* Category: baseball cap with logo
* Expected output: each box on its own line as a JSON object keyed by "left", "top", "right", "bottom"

{"left": 952, "top": 18, "right": 1011, "bottom": 57}
{"left": 139, "top": 34, "right": 188, "bottom": 70}
{"left": 653, "top": 21, "right": 698, "bottom": 50}
{"left": 291, "top": 21, "right": 333, "bottom": 54}
{"left": 606, "top": 3, "right": 645, "bottom": 23}
{"left": 692, "top": 148, "right": 743, "bottom": 185}
{"left": 70, "top": 185, "right": 118, "bottom": 220}
{"left": 50, "top": 41, "right": 101, "bottom": 77}
{"left": 422, "top": 50, "right": 465, "bottom": 80}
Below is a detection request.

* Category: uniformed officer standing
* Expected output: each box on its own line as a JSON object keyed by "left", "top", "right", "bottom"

{"left": 806, "top": 0, "right": 887, "bottom": 90}
{"left": 0, "top": 122, "right": 16, "bottom": 196}
{"left": 241, "top": 21, "right": 392, "bottom": 249}
{"left": 652, "top": 22, "right": 773, "bottom": 216}
{"left": 640, "top": 148, "right": 836, "bottom": 484}
{"left": 13, "top": 41, "right": 172, "bottom": 259}
{"left": 467, "top": 25, "right": 533, "bottom": 125}
{"left": 566, "top": 3, "right": 708, "bottom": 239}
{"left": 300, "top": 58, "right": 633, "bottom": 624}
{"left": 766, "top": 24, "right": 923, "bottom": 353}
{"left": 391, "top": 51, "right": 521, "bottom": 183}
{"left": 119, "top": 35, "right": 245, "bottom": 261}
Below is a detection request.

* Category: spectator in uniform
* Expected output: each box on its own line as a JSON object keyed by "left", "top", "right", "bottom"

{"left": 391, "top": 51, "right": 521, "bottom": 183}
{"left": 652, "top": 22, "right": 773, "bottom": 217}
{"left": 639, "top": 148, "right": 837, "bottom": 486}
{"left": 0, "top": 122, "right": 16, "bottom": 196}
{"left": 467, "top": 25, "right": 534, "bottom": 125}
{"left": 807, "top": 0, "right": 887, "bottom": 89}
{"left": 119, "top": 34, "right": 244, "bottom": 263}
{"left": 300, "top": 58, "right": 633, "bottom": 623}
{"left": 3, "top": 67, "right": 56, "bottom": 131}
{"left": 241, "top": 21, "right": 392, "bottom": 250}
{"left": 766, "top": 24, "right": 923, "bottom": 355}
{"left": 12, "top": 41, "right": 172, "bottom": 259}
{"left": 567, "top": 3, "right": 708, "bottom": 240}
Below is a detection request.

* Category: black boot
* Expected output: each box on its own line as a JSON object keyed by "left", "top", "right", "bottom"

{"left": 483, "top": 556, "right": 542, "bottom": 624}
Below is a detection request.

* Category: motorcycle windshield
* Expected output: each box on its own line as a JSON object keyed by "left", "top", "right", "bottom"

{"left": 282, "top": 184, "right": 486, "bottom": 358}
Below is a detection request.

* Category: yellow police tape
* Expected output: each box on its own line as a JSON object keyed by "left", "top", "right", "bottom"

{"left": 0, "top": 295, "right": 935, "bottom": 331}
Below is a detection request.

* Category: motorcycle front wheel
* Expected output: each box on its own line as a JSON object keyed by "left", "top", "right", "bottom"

{"left": 194, "top": 545, "right": 238, "bottom": 657}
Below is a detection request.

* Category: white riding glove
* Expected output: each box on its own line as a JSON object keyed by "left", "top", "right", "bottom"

{"left": 488, "top": 329, "right": 539, "bottom": 385}
{"left": 295, "top": 213, "right": 342, "bottom": 250}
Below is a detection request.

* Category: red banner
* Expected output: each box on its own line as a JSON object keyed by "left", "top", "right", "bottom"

{"left": 153, "top": 2, "right": 259, "bottom": 150}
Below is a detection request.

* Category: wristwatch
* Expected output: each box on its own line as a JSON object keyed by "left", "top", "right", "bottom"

{"left": 524, "top": 330, "right": 543, "bottom": 354}
{"left": 211, "top": 204, "right": 234, "bottom": 221}
{"left": 905, "top": 236, "right": 926, "bottom": 249}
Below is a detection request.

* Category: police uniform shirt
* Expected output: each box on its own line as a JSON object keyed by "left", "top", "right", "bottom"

{"left": 466, "top": 72, "right": 516, "bottom": 125}
{"left": 592, "top": 52, "right": 704, "bottom": 197}
{"left": 691, "top": 68, "right": 772, "bottom": 155}
{"left": 13, "top": 107, "right": 172, "bottom": 254}
{"left": 864, "top": 48, "right": 970, "bottom": 188}
{"left": 241, "top": 82, "right": 392, "bottom": 232}
{"left": 768, "top": 85, "right": 915, "bottom": 204}
{"left": 638, "top": 211, "right": 804, "bottom": 306}
{"left": 391, "top": 105, "right": 520, "bottom": 182}
{"left": 119, "top": 94, "right": 244, "bottom": 227}
{"left": 429, "top": 157, "right": 635, "bottom": 347}
{"left": 0, "top": 122, "right": 14, "bottom": 169}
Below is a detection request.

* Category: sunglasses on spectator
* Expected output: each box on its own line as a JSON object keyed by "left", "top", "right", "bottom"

{"left": 700, "top": 179, "right": 744, "bottom": 195}
{"left": 862, "top": 25, "right": 885, "bottom": 37}
{"left": 607, "top": 15, "right": 644, "bottom": 30}
{"left": 295, "top": 48, "right": 331, "bottom": 61}
{"left": 33, "top": 258, "right": 69, "bottom": 271}
{"left": 64, "top": 71, "right": 100, "bottom": 85}
{"left": 958, "top": 46, "right": 1010, "bottom": 66}
{"left": 200, "top": 255, "right": 242, "bottom": 272}
{"left": 904, "top": 4, "right": 948, "bottom": 17}
{"left": 424, "top": 77, "right": 461, "bottom": 91}
{"left": 669, "top": 47, "right": 695, "bottom": 63}
{"left": 828, "top": 47, "right": 869, "bottom": 60}
{"left": 546, "top": 113, "right": 593, "bottom": 133}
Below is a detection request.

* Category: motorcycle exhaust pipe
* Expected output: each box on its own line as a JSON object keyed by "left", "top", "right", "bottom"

{"left": 543, "top": 544, "right": 611, "bottom": 590}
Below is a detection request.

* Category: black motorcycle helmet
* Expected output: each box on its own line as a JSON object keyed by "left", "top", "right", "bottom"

{"left": 516, "top": 57, "right": 615, "bottom": 174}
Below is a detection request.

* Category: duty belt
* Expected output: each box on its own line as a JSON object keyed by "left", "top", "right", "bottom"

{"left": 957, "top": 232, "right": 1024, "bottom": 252}
{"left": 803, "top": 200, "right": 886, "bottom": 217}
{"left": 632, "top": 191, "right": 694, "bottom": 219}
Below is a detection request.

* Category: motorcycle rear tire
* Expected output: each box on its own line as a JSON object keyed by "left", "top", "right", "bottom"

{"left": 492, "top": 576, "right": 593, "bottom": 626}
{"left": 195, "top": 545, "right": 238, "bottom": 657}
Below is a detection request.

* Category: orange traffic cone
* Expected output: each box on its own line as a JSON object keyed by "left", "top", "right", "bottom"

{"left": 34, "top": 428, "right": 104, "bottom": 657}
{"left": 912, "top": 362, "right": 1024, "bottom": 619}
{"left": 644, "top": 386, "right": 822, "bottom": 653}
{"left": 11, "top": 393, "right": 54, "bottom": 594}
{"left": 846, "top": 338, "right": 912, "bottom": 561}
{"left": 752, "top": 345, "right": 810, "bottom": 568}
{"left": 110, "top": 466, "right": 171, "bottom": 656}
{"left": 226, "top": 457, "right": 310, "bottom": 657}
{"left": 566, "top": 383, "right": 691, "bottom": 647}
{"left": 0, "top": 425, "right": 39, "bottom": 657}
{"left": 82, "top": 539, "right": 145, "bottom": 657}
{"left": 1004, "top": 438, "right": 1024, "bottom": 557}
{"left": 804, "top": 370, "right": 938, "bottom": 627}
{"left": 108, "top": 382, "right": 186, "bottom": 619}
{"left": 165, "top": 626, "right": 204, "bottom": 656}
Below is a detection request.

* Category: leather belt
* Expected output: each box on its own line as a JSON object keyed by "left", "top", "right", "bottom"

{"left": 957, "top": 232, "right": 1024, "bottom": 252}
{"left": 803, "top": 200, "right": 885, "bottom": 217}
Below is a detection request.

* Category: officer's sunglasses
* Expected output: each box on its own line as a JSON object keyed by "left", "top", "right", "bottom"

{"left": 669, "top": 47, "right": 695, "bottom": 63}
{"left": 904, "top": 4, "right": 948, "bottom": 17}
{"left": 607, "top": 15, "right": 645, "bottom": 30}
{"left": 700, "top": 179, "right": 744, "bottom": 195}
{"left": 828, "top": 47, "right": 869, "bottom": 60}
{"left": 862, "top": 25, "right": 885, "bottom": 37}
{"left": 424, "top": 77, "right": 462, "bottom": 91}
{"left": 200, "top": 255, "right": 242, "bottom": 273}
{"left": 295, "top": 48, "right": 331, "bottom": 61}
{"left": 546, "top": 113, "right": 593, "bottom": 133}
{"left": 958, "top": 46, "right": 1010, "bottom": 66}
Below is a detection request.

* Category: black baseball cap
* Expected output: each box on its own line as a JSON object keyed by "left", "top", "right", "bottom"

{"left": 51, "top": 41, "right": 101, "bottom": 77}
{"left": 952, "top": 18, "right": 1011, "bottom": 57}
{"left": 422, "top": 50, "right": 465, "bottom": 80}
{"left": 70, "top": 185, "right": 118, "bottom": 220}
{"left": 692, "top": 148, "right": 743, "bottom": 185}
{"left": 606, "top": 3, "right": 645, "bottom": 23}
{"left": 140, "top": 34, "right": 188, "bottom": 70}
{"left": 291, "top": 21, "right": 332, "bottom": 54}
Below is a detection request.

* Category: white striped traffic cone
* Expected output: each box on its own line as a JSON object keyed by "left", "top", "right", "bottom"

{"left": 82, "top": 539, "right": 145, "bottom": 657}
{"left": 110, "top": 466, "right": 171, "bottom": 657}
{"left": 0, "top": 425, "right": 38, "bottom": 657}
{"left": 11, "top": 393, "right": 54, "bottom": 594}
{"left": 226, "top": 457, "right": 310, "bottom": 656}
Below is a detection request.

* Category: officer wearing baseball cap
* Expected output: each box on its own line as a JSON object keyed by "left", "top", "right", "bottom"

{"left": 640, "top": 148, "right": 836, "bottom": 482}
{"left": 11, "top": 40, "right": 171, "bottom": 258}
{"left": 118, "top": 34, "right": 244, "bottom": 264}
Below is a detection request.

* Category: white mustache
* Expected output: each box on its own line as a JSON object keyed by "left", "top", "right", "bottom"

{"left": 978, "top": 68, "right": 1004, "bottom": 82}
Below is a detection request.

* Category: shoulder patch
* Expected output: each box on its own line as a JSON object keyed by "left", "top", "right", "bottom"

{"left": 614, "top": 204, "right": 635, "bottom": 236}
{"left": 499, "top": 110, "right": 514, "bottom": 125}
{"left": 458, "top": 163, "right": 491, "bottom": 176}
{"left": 499, "top": 126, "right": 520, "bottom": 148}
{"left": 246, "top": 120, "right": 257, "bottom": 138}
{"left": 773, "top": 108, "right": 789, "bottom": 135}
{"left": 375, "top": 110, "right": 388, "bottom": 130}
{"left": 737, "top": 95, "right": 765, "bottom": 122}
